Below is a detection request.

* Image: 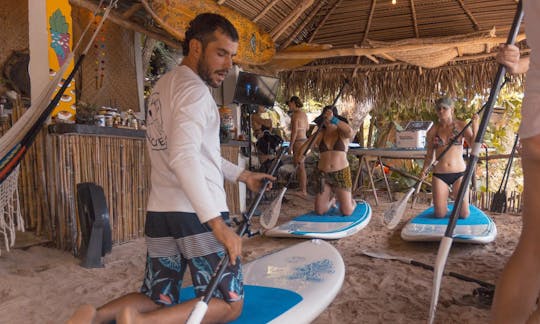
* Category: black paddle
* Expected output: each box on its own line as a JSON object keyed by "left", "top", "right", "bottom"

{"left": 490, "top": 134, "right": 519, "bottom": 213}
{"left": 428, "top": 2, "right": 524, "bottom": 323}
{"left": 187, "top": 145, "right": 287, "bottom": 324}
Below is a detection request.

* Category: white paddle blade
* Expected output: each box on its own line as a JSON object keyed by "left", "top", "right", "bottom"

{"left": 383, "top": 187, "right": 415, "bottom": 230}
{"left": 260, "top": 187, "right": 287, "bottom": 229}
{"left": 186, "top": 301, "right": 208, "bottom": 324}
{"left": 428, "top": 237, "right": 453, "bottom": 324}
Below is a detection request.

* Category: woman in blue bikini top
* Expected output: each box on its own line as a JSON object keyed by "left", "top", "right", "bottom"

{"left": 421, "top": 96, "right": 479, "bottom": 218}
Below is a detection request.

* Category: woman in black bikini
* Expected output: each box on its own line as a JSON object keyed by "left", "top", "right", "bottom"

{"left": 302, "top": 105, "right": 356, "bottom": 215}
{"left": 421, "top": 97, "right": 479, "bottom": 218}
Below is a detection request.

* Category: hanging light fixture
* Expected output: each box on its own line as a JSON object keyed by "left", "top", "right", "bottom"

{"left": 392, "top": 0, "right": 397, "bottom": 4}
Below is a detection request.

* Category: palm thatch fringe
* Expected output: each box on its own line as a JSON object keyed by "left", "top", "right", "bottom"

{"left": 279, "top": 59, "right": 524, "bottom": 110}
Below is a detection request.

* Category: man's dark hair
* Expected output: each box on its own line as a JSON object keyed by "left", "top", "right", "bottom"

{"left": 183, "top": 13, "right": 239, "bottom": 56}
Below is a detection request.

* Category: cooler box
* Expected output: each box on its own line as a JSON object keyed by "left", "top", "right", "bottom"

{"left": 396, "top": 121, "right": 433, "bottom": 149}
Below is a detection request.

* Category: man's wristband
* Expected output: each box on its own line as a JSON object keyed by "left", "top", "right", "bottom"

{"left": 331, "top": 116, "right": 339, "bottom": 125}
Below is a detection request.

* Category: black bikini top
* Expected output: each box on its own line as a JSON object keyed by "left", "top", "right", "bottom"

{"left": 433, "top": 123, "right": 463, "bottom": 148}
{"left": 319, "top": 137, "right": 347, "bottom": 153}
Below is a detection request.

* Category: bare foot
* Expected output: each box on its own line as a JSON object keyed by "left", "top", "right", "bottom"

{"left": 66, "top": 304, "right": 96, "bottom": 324}
{"left": 117, "top": 306, "right": 140, "bottom": 324}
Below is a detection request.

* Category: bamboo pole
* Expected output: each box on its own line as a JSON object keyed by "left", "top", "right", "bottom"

{"left": 270, "top": 0, "right": 315, "bottom": 41}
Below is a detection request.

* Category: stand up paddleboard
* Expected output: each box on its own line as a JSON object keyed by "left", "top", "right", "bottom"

{"left": 264, "top": 200, "right": 371, "bottom": 239}
{"left": 401, "top": 203, "right": 497, "bottom": 244}
{"left": 181, "top": 239, "right": 344, "bottom": 323}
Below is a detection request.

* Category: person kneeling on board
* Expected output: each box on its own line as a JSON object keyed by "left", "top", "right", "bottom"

{"left": 420, "top": 97, "right": 479, "bottom": 218}
{"left": 302, "top": 105, "right": 356, "bottom": 216}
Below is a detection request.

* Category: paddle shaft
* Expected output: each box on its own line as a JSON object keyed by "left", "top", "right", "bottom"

{"left": 409, "top": 259, "right": 494, "bottom": 289}
{"left": 361, "top": 252, "right": 494, "bottom": 289}
{"left": 192, "top": 146, "right": 287, "bottom": 315}
{"left": 444, "top": 2, "right": 523, "bottom": 237}
{"left": 428, "top": 3, "right": 524, "bottom": 323}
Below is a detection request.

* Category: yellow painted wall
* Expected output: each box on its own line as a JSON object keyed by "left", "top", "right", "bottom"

{"left": 47, "top": 0, "right": 75, "bottom": 118}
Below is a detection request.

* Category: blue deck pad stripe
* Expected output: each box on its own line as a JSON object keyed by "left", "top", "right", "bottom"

{"left": 180, "top": 285, "right": 302, "bottom": 323}
{"left": 294, "top": 201, "right": 370, "bottom": 223}
{"left": 411, "top": 204, "right": 491, "bottom": 225}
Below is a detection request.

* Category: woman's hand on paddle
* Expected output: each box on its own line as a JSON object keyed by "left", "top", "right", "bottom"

{"left": 238, "top": 170, "right": 275, "bottom": 192}
{"left": 207, "top": 217, "right": 242, "bottom": 265}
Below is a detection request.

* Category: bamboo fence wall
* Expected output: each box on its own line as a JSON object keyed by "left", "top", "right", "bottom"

{"left": 4, "top": 103, "right": 244, "bottom": 255}
{"left": 46, "top": 133, "right": 150, "bottom": 255}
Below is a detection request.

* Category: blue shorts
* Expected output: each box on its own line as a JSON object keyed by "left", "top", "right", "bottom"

{"left": 140, "top": 211, "right": 243, "bottom": 306}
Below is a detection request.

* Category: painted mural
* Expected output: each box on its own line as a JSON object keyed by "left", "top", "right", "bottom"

{"left": 47, "top": 0, "right": 75, "bottom": 118}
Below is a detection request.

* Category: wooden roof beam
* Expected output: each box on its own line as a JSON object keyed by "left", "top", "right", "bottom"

{"left": 362, "top": 0, "right": 377, "bottom": 44}
{"left": 307, "top": 0, "right": 343, "bottom": 43}
{"left": 456, "top": 0, "right": 480, "bottom": 31}
{"left": 281, "top": 0, "right": 326, "bottom": 49}
{"left": 274, "top": 34, "right": 527, "bottom": 60}
{"left": 121, "top": 3, "right": 143, "bottom": 19}
{"left": 253, "top": 0, "right": 280, "bottom": 22}
{"left": 70, "top": 0, "right": 182, "bottom": 49}
{"left": 409, "top": 0, "right": 419, "bottom": 38}
{"left": 217, "top": 0, "right": 226, "bottom": 4}
{"left": 379, "top": 53, "right": 396, "bottom": 61}
{"left": 271, "top": 0, "right": 314, "bottom": 41}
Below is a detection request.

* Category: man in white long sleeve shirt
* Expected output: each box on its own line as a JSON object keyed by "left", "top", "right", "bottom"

{"left": 68, "top": 13, "right": 274, "bottom": 324}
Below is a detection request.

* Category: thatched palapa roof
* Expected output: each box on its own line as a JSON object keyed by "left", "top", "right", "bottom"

{"left": 70, "top": 0, "right": 528, "bottom": 107}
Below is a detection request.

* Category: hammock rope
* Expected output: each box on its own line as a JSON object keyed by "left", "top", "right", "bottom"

{"left": 0, "top": 0, "right": 116, "bottom": 255}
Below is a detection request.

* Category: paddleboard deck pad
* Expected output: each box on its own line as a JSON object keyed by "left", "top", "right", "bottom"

{"left": 401, "top": 203, "right": 497, "bottom": 244}
{"left": 181, "top": 239, "right": 344, "bottom": 323}
{"left": 264, "top": 200, "right": 371, "bottom": 239}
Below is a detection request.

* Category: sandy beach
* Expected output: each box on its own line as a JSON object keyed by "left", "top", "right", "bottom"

{"left": 0, "top": 193, "right": 521, "bottom": 323}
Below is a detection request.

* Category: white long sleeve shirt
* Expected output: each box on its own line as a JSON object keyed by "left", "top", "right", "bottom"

{"left": 145, "top": 65, "right": 244, "bottom": 223}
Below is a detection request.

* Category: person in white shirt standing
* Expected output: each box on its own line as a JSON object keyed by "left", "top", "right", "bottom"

{"left": 68, "top": 13, "right": 274, "bottom": 324}
{"left": 492, "top": 1, "right": 540, "bottom": 323}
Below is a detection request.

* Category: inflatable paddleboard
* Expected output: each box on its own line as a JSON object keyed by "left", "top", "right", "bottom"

{"left": 264, "top": 200, "right": 371, "bottom": 239}
{"left": 142, "top": 0, "right": 275, "bottom": 65}
{"left": 182, "top": 239, "right": 345, "bottom": 323}
{"left": 401, "top": 203, "right": 497, "bottom": 244}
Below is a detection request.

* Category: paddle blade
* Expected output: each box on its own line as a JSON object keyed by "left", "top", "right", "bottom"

{"left": 383, "top": 187, "right": 415, "bottom": 230}
{"left": 186, "top": 301, "right": 208, "bottom": 324}
{"left": 428, "top": 237, "right": 453, "bottom": 324}
{"left": 260, "top": 187, "right": 287, "bottom": 229}
{"left": 490, "top": 191, "right": 507, "bottom": 213}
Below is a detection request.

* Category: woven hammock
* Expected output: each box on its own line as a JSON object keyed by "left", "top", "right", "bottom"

{"left": 0, "top": 0, "right": 116, "bottom": 255}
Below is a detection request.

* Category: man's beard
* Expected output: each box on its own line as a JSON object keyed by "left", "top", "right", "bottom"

{"left": 197, "top": 53, "right": 227, "bottom": 88}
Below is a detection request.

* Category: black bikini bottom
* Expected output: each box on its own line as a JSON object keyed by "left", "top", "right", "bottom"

{"left": 433, "top": 172, "right": 464, "bottom": 186}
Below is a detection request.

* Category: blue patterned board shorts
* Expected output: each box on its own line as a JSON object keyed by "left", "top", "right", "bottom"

{"left": 141, "top": 211, "right": 243, "bottom": 306}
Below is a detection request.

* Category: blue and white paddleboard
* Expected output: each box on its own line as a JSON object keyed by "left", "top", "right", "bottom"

{"left": 401, "top": 203, "right": 497, "bottom": 244}
{"left": 182, "top": 239, "right": 344, "bottom": 324}
{"left": 264, "top": 200, "right": 371, "bottom": 239}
